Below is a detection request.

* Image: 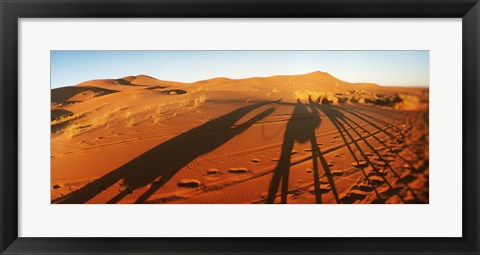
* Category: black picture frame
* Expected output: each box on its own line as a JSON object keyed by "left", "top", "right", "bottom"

{"left": 1, "top": 0, "right": 479, "bottom": 254}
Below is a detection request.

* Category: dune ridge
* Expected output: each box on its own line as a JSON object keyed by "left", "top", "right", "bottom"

{"left": 51, "top": 71, "right": 429, "bottom": 204}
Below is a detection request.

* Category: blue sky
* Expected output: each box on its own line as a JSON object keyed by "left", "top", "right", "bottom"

{"left": 51, "top": 51, "right": 429, "bottom": 89}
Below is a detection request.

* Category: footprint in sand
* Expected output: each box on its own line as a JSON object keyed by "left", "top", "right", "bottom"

{"left": 350, "top": 188, "right": 370, "bottom": 196}
{"left": 382, "top": 153, "right": 396, "bottom": 162}
{"left": 328, "top": 162, "right": 334, "bottom": 167}
{"left": 383, "top": 152, "right": 396, "bottom": 158}
{"left": 349, "top": 189, "right": 370, "bottom": 199}
{"left": 271, "top": 158, "right": 280, "bottom": 162}
{"left": 251, "top": 159, "right": 260, "bottom": 163}
{"left": 378, "top": 186, "right": 403, "bottom": 197}
{"left": 397, "top": 171, "right": 416, "bottom": 184}
{"left": 304, "top": 148, "right": 313, "bottom": 152}
{"left": 53, "top": 184, "right": 62, "bottom": 189}
{"left": 367, "top": 170, "right": 387, "bottom": 177}
{"left": 390, "top": 146, "right": 403, "bottom": 153}
{"left": 206, "top": 168, "right": 219, "bottom": 174}
{"left": 306, "top": 168, "right": 313, "bottom": 173}
{"left": 291, "top": 150, "right": 298, "bottom": 155}
{"left": 177, "top": 179, "right": 202, "bottom": 188}
{"left": 330, "top": 170, "right": 344, "bottom": 176}
{"left": 341, "top": 190, "right": 368, "bottom": 203}
{"left": 368, "top": 175, "right": 385, "bottom": 185}
{"left": 228, "top": 167, "right": 249, "bottom": 173}
{"left": 334, "top": 154, "right": 341, "bottom": 157}
{"left": 353, "top": 184, "right": 374, "bottom": 192}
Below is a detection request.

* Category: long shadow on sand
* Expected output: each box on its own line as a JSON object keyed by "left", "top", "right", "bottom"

{"left": 313, "top": 104, "right": 386, "bottom": 203}
{"left": 51, "top": 86, "right": 118, "bottom": 105}
{"left": 314, "top": 104, "right": 424, "bottom": 203}
{"left": 327, "top": 105, "right": 424, "bottom": 202}
{"left": 267, "top": 100, "right": 340, "bottom": 204}
{"left": 55, "top": 101, "right": 275, "bottom": 204}
{"left": 335, "top": 105, "right": 426, "bottom": 173}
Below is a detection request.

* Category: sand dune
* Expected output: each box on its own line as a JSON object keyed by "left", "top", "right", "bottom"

{"left": 51, "top": 86, "right": 118, "bottom": 105}
{"left": 51, "top": 71, "right": 429, "bottom": 204}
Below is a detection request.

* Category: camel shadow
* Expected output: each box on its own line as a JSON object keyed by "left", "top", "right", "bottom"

{"left": 313, "top": 104, "right": 386, "bottom": 203}
{"left": 267, "top": 100, "right": 340, "bottom": 204}
{"left": 55, "top": 101, "right": 275, "bottom": 204}
{"left": 51, "top": 86, "right": 118, "bottom": 105}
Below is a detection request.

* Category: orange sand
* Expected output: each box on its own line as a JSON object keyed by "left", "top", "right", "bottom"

{"left": 51, "top": 72, "right": 429, "bottom": 204}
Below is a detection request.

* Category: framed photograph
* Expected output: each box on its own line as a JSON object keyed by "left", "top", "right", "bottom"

{"left": 1, "top": 0, "right": 479, "bottom": 254}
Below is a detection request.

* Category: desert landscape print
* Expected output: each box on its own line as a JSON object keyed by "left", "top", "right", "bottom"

{"left": 51, "top": 51, "right": 429, "bottom": 204}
